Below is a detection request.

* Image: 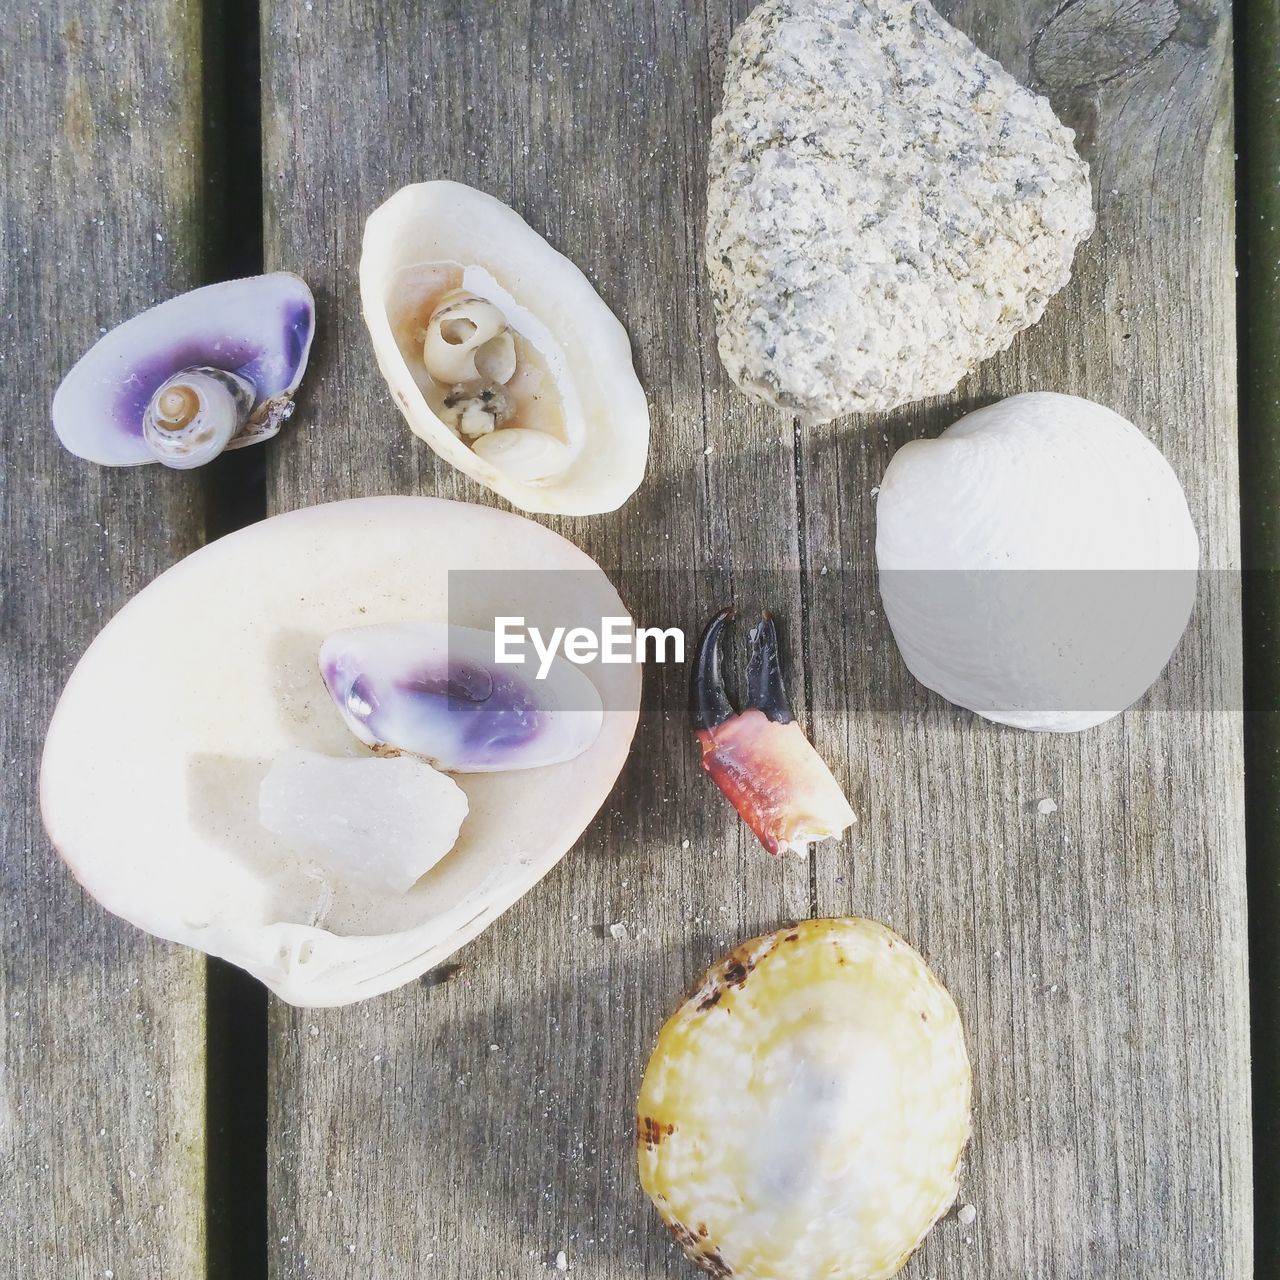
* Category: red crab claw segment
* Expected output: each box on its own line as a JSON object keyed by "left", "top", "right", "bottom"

{"left": 690, "top": 608, "right": 856, "bottom": 856}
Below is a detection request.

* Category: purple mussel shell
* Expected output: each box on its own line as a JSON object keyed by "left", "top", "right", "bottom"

{"left": 52, "top": 272, "right": 315, "bottom": 466}
{"left": 320, "top": 623, "right": 603, "bottom": 773}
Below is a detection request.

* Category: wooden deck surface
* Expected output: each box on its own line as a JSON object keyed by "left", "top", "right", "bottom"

{"left": 1, "top": 3, "right": 212, "bottom": 1275}
{"left": 1, "top": 1, "right": 1255, "bottom": 1277}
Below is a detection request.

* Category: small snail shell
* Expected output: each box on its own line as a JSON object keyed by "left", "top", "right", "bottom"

{"left": 423, "top": 291, "right": 517, "bottom": 386}
{"left": 442, "top": 385, "right": 514, "bottom": 439}
{"left": 142, "top": 366, "right": 255, "bottom": 470}
{"left": 471, "top": 427, "right": 574, "bottom": 482}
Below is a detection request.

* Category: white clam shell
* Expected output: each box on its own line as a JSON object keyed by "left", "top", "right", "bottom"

{"left": 360, "top": 181, "right": 650, "bottom": 515}
{"left": 875, "top": 393, "right": 1199, "bottom": 732}
{"left": 470, "top": 427, "right": 577, "bottom": 482}
{"left": 41, "top": 497, "right": 640, "bottom": 1006}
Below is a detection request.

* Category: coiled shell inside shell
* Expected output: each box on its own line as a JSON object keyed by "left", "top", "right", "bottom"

{"left": 360, "top": 181, "right": 650, "bottom": 515}
{"left": 52, "top": 272, "right": 314, "bottom": 467}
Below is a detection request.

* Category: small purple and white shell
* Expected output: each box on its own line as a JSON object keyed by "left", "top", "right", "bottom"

{"left": 320, "top": 622, "right": 603, "bottom": 772}
{"left": 52, "top": 272, "right": 315, "bottom": 468}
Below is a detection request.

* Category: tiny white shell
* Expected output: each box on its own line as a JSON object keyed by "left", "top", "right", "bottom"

{"left": 360, "top": 181, "right": 650, "bottom": 515}
{"left": 470, "top": 427, "right": 577, "bottom": 482}
{"left": 875, "top": 393, "right": 1199, "bottom": 732}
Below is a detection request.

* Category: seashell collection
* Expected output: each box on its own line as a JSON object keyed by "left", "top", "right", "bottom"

{"left": 40, "top": 1, "right": 1200, "bottom": 1275}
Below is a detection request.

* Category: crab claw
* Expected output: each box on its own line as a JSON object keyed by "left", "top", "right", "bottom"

{"left": 690, "top": 608, "right": 856, "bottom": 855}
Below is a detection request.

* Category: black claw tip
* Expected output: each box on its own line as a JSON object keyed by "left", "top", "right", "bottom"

{"left": 690, "top": 606, "right": 737, "bottom": 731}
{"left": 745, "top": 611, "right": 794, "bottom": 724}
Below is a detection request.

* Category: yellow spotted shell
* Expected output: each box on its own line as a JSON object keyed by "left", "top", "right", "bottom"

{"left": 637, "top": 918, "right": 971, "bottom": 1280}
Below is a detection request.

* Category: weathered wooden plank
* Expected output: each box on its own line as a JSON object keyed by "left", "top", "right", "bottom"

{"left": 799, "top": 2, "right": 1248, "bottom": 1276}
{"left": 260, "top": 2, "right": 1248, "bottom": 1278}
{"left": 1239, "top": 0, "right": 1280, "bottom": 1268}
{"left": 0, "top": 4, "right": 211, "bottom": 1275}
{"left": 261, "top": 2, "right": 819, "bottom": 1275}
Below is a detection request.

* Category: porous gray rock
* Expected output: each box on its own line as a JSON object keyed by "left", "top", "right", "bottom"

{"left": 707, "top": 0, "right": 1095, "bottom": 422}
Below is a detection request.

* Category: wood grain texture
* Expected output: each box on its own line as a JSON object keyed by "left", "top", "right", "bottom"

{"left": 262, "top": 6, "right": 811, "bottom": 1274}
{"left": 802, "top": 1, "right": 1249, "bottom": 1276}
{"left": 259, "top": 2, "right": 1248, "bottom": 1277}
{"left": 0, "top": 3, "right": 212, "bottom": 1275}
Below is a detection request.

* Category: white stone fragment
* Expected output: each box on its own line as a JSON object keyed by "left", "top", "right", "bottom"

{"left": 1036, "top": 797, "right": 1059, "bottom": 815}
{"left": 259, "top": 750, "right": 468, "bottom": 896}
{"left": 957, "top": 1203, "right": 978, "bottom": 1226}
{"left": 707, "top": 0, "right": 1095, "bottom": 421}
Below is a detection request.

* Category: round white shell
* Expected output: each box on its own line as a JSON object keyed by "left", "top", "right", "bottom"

{"left": 637, "top": 918, "right": 971, "bottom": 1280}
{"left": 360, "top": 181, "right": 650, "bottom": 515}
{"left": 41, "top": 496, "right": 640, "bottom": 1006}
{"left": 875, "top": 392, "right": 1199, "bottom": 732}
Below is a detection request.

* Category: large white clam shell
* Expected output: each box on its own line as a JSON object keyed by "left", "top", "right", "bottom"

{"left": 876, "top": 392, "right": 1199, "bottom": 732}
{"left": 41, "top": 497, "right": 640, "bottom": 1006}
{"left": 360, "top": 181, "right": 650, "bottom": 515}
